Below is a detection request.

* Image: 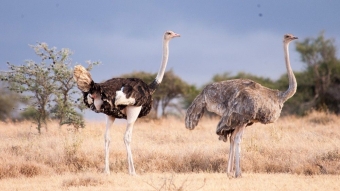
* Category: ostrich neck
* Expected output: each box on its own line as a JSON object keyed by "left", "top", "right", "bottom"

{"left": 280, "top": 42, "right": 297, "bottom": 103}
{"left": 155, "top": 40, "right": 170, "bottom": 83}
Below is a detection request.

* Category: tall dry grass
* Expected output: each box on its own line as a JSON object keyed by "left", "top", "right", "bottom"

{"left": 0, "top": 110, "right": 339, "bottom": 179}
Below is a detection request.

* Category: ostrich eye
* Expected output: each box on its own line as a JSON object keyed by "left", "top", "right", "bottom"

{"left": 166, "top": 32, "right": 171, "bottom": 35}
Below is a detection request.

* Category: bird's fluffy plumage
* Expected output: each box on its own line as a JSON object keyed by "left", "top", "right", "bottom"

{"left": 186, "top": 79, "right": 283, "bottom": 139}
{"left": 73, "top": 65, "right": 153, "bottom": 119}
{"left": 73, "top": 65, "right": 93, "bottom": 92}
{"left": 85, "top": 77, "right": 153, "bottom": 119}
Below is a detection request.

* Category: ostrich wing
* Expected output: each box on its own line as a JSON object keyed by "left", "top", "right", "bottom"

{"left": 84, "top": 78, "right": 153, "bottom": 119}
{"left": 98, "top": 78, "right": 152, "bottom": 106}
{"left": 204, "top": 79, "right": 283, "bottom": 136}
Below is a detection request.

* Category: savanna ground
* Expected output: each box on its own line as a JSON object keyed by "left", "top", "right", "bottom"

{"left": 0, "top": 111, "right": 340, "bottom": 190}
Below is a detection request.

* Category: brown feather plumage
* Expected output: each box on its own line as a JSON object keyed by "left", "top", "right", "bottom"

{"left": 185, "top": 79, "right": 283, "bottom": 139}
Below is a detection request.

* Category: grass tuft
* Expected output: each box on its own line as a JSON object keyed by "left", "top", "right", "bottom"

{"left": 62, "top": 174, "right": 103, "bottom": 187}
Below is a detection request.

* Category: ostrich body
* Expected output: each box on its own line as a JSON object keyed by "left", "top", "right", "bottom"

{"left": 73, "top": 31, "right": 180, "bottom": 175}
{"left": 185, "top": 34, "right": 298, "bottom": 178}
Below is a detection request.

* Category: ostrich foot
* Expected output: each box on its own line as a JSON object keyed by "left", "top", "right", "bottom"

{"left": 235, "top": 168, "right": 242, "bottom": 178}
{"left": 235, "top": 172, "right": 242, "bottom": 178}
{"left": 227, "top": 172, "right": 235, "bottom": 179}
{"left": 227, "top": 171, "right": 242, "bottom": 178}
{"left": 104, "top": 169, "right": 110, "bottom": 175}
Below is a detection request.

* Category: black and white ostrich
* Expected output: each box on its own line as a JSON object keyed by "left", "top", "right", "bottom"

{"left": 73, "top": 31, "right": 180, "bottom": 175}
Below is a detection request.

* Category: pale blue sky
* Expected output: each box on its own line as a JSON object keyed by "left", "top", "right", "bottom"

{"left": 1, "top": 1, "right": 340, "bottom": 120}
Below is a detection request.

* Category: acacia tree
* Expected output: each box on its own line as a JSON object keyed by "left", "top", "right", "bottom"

{"left": 153, "top": 70, "right": 189, "bottom": 117}
{"left": 0, "top": 43, "right": 98, "bottom": 133}
{"left": 296, "top": 32, "right": 340, "bottom": 113}
{"left": 181, "top": 84, "right": 200, "bottom": 106}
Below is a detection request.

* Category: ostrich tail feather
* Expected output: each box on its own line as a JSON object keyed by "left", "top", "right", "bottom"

{"left": 73, "top": 65, "right": 93, "bottom": 92}
{"left": 185, "top": 92, "right": 206, "bottom": 130}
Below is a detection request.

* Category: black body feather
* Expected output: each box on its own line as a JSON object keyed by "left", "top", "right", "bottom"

{"left": 83, "top": 78, "right": 154, "bottom": 119}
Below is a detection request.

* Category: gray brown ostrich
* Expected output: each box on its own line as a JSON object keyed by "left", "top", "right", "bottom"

{"left": 73, "top": 31, "right": 180, "bottom": 175}
{"left": 185, "top": 34, "right": 298, "bottom": 178}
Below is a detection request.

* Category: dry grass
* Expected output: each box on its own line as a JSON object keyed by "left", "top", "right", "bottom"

{"left": 0, "top": 172, "right": 340, "bottom": 191}
{"left": 0, "top": 110, "right": 340, "bottom": 190}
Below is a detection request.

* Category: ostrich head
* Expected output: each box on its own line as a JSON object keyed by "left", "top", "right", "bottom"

{"left": 164, "top": 31, "right": 180, "bottom": 40}
{"left": 283, "top": 34, "right": 298, "bottom": 43}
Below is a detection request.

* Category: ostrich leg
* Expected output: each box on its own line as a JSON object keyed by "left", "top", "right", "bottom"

{"left": 227, "top": 135, "right": 235, "bottom": 178}
{"left": 234, "top": 125, "right": 246, "bottom": 178}
{"left": 124, "top": 105, "right": 142, "bottom": 175}
{"left": 227, "top": 124, "right": 246, "bottom": 178}
{"left": 104, "top": 115, "right": 115, "bottom": 174}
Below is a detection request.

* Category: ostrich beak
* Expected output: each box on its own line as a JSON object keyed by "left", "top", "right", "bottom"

{"left": 174, "top": 33, "right": 181, "bottom": 37}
